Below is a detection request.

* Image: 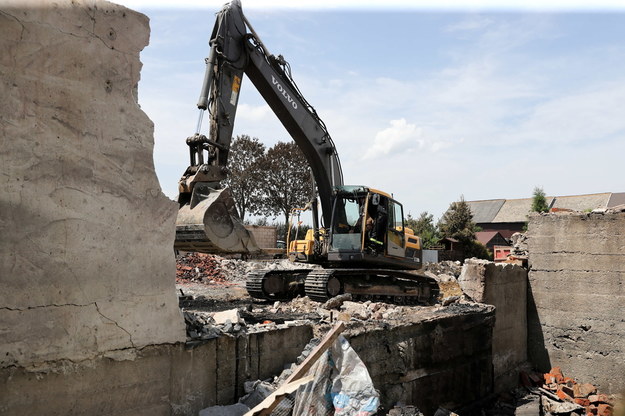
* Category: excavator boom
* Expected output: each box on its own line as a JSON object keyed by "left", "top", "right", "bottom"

{"left": 174, "top": 0, "right": 342, "bottom": 254}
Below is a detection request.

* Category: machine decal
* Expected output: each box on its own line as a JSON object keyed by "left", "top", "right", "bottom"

{"left": 230, "top": 75, "right": 241, "bottom": 105}
{"left": 271, "top": 75, "right": 298, "bottom": 110}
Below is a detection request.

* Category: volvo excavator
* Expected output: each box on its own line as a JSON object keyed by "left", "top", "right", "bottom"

{"left": 174, "top": 0, "right": 439, "bottom": 304}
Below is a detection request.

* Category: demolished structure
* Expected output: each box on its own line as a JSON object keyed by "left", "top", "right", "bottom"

{"left": 1, "top": 1, "right": 624, "bottom": 416}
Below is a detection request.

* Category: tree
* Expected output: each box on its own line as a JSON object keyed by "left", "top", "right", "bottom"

{"left": 223, "top": 135, "right": 266, "bottom": 220}
{"left": 531, "top": 186, "right": 549, "bottom": 213}
{"left": 257, "top": 141, "right": 313, "bottom": 226}
{"left": 405, "top": 211, "right": 439, "bottom": 249}
{"left": 438, "top": 196, "right": 490, "bottom": 260}
{"left": 438, "top": 196, "right": 478, "bottom": 244}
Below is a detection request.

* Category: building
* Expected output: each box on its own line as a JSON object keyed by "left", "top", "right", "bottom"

{"left": 466, "top": 192, "right": 625, "bottom": 240}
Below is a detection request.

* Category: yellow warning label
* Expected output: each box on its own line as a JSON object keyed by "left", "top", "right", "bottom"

{"left": 230, "top": 75, "right": 241, "bottom": 105}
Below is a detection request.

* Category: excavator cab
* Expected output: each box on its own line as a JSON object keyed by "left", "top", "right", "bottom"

{"left": 326, "top": 186, "right": 423, "bottom": 270}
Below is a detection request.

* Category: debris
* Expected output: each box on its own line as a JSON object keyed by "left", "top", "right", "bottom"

{"left": 521, "top": 367, "right": 616, "bottom": 416}
{"left": 433, "top": 408, "right": 460, "bottom": 416}
{"left": 199, "top": 403, "right": 250, "bottom": 416}
{"left": 238, "top": 380, "right": 277, "bottom": 409}
{"left": 388, "top": 404, "right": 424, "bottom": 415}
{"left": 322, "top": 293, "right": 352, "bottom": 310}
{"left": 245, "top": 322, "right": 346, "bottom": 416}
{"left": 292, "top": 334, "right": 379, "bottom": 416}
{"left": 213, "top": 309, "right": 244, "bottom": 325}
{"left": 540, "top": 395, "right": 584, "bottom": 414}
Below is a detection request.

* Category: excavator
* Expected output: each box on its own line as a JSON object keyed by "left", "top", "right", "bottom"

{"left": 174, "top": 0, "right": 439, "bottom": 304}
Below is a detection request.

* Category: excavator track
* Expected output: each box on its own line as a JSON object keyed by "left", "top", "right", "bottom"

{"left": 245, "top": 269, "right": 312, "bottom": 301}
{"left": 305, "top": 268, "right": 439, "bottom": 305}
{"left": 246, "top": 267, "right": 439, "bottom": 305}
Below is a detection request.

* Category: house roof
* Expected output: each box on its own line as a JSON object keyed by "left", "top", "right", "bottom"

{"left": 464, "top": 192, "right": 622, "bottom": 224}
{"left": 465, "top": 199, "right": 505, "bottom": 223}
{"left": 475, "top": 231, "right": 505, "bottom": 246}
{"left": 608, "top": 192, "right": 625, "bottom": 208}
{"left": 550, "top": 193, "right": 611, "bottom": 212}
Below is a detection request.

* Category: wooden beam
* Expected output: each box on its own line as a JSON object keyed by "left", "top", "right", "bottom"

{"left": 245, "top": 321, "right": 346, "bottom": 416}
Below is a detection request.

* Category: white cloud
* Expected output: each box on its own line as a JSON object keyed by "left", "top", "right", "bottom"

{"left": 363, "top": 119, "right": 422, "bottom": 160}
{"left": 236, "top": 103, "right": 273, "bottom": 123}
{"left": 361, "top": 118, "right": 459, "bottom": 161}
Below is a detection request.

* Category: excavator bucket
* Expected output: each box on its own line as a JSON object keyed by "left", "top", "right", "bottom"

{"left": 174, "top": 188, "right": 260, "bottom": 254}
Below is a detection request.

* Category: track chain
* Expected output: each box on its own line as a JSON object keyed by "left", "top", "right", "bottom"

{"left": 245, "top": 270, "right": 268, "bottom": 300}
{"left": 304, "top": 269, "right": 336, "bottom": 302}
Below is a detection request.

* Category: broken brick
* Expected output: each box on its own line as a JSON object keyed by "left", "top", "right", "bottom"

{"left": 561, "top": 385, "right": 575, "bottom": 397}
{"left": 597, "top": 403, "right": 612, "bottom": 416}
{"left": 589, "top": 394, "right": 610, "bottom": 404}
{"left": 556, "top": 388, "right": 574, "bottom": 402}
{"left": 549, "top": 367, "right": 564, "bottom": 384}
{"left": 575, "top": 398, "right": 591, "bottom": 407}
{"left": 575, "top": 383, "right": 597, "bottom": 398}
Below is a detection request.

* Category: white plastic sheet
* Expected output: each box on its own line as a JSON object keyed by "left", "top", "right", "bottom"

{"left": 292, "top": 335, "right": 379, "bottom": 416}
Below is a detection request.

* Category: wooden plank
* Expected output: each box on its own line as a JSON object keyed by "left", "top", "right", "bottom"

{"left": 284, "top": 321, "right": 345, "bottom": 384}
{"left": 244, "top": 375, "right": 314, "bottom": 416}
{"left": 245, "top": 321, "right": 346, "bottom": 416}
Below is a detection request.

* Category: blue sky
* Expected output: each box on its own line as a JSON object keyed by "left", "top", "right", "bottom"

{"left": 123, "top": 1, "right": 625, "bottom": 221}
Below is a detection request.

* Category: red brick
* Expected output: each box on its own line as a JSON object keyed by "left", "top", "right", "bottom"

{"left": 557, "top": 388, "right": 574, "bottom": 402}
{"left": 576, "top": 383, "right": 598, "bottom": 398}
{"left": 562, "top": 385, "right": 575, "bottom": 397}
{"left": 575, "top": 398, "right": 591, "bottom": 407}
{"left": 597, "top": 403, "right": 613, "bottom": 416}
{"left": 544, "top": 373, "right": 555, "bottom": 384}
{"left": 589, "top": 394, "right": 610, "bottom": 404}
{"left": 550, "top": 367, "right": 564, "bottom": 383}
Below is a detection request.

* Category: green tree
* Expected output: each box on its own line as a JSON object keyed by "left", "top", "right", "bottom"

{"left": 438, "top": 196, "right": 477, "bottom": 243}
{"left": 257, "top": 141, "right": 313, "bottom": 226}
{"left": 405, "top": 211, "right": 439, "bottom": 249}
{"left": 223, "top": 135, "right": 266, "bottom": 221}
{"left": 531, "top": 186, "right": 549, "bottom": 213}
{"left": 438, "top": 196, "right": 490, "bottom": 260}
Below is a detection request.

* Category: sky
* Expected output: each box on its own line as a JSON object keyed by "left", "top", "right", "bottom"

{"left": 122, "top": 0, "right": 625, "bottom": 222}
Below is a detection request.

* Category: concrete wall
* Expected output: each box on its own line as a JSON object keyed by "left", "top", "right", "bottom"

{"left": 0, "top": 326, "right": 313, "bottom": 416}
{"left": 245, "top": 225, "right": 277, "bottom": 248}
{"left": 458, "top": 259, "right": 528, "bottom": 392}
{"left": 0, "top": 0, "right": 185, "bottom": 369}
{"left": 527, "top": 211, "right": 625, "bottom": 394}
{"left": 349, "top": 304, "right": 495, "bottom": 416}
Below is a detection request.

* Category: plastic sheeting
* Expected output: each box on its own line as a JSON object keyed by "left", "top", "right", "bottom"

{"left": 292, "top": 335, "right": 379, "bottom": 416}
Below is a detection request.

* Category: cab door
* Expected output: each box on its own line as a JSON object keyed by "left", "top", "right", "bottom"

{"left": 386, "top": 200, "right": 405, "bottom": 257}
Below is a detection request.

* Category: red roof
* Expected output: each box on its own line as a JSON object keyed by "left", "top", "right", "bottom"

{"left": 475, "top": 231, "right": 505, "bottom": 246}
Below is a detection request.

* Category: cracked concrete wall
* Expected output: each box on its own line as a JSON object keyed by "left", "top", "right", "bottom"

{"left": 1, "top": 326, "right": 313, "bottom": 416}
{"left": 458, "top": 259, "right": 528, "bottom": 392}
{"left": 527, "top": 212, "right": 625, "bottom": 393}
{"left": 0, "top": 0, "right": 186, "bottom": 371}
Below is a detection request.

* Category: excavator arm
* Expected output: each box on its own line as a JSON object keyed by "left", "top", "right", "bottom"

{"left": 175, "top": 0, "right": 343, "bottom": 254}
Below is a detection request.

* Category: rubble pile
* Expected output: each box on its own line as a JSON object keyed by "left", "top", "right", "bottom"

{"left": 425, "top": 260, "right": 463, "bottom": 278}
{"left": 520, "top": 367, "right": 618, "bottom": 416}
{"left": 176, "top": 253, "right": 227, "bottom": 284}
{"left": 509, "top": 232, "right": 529, "bottom": 261}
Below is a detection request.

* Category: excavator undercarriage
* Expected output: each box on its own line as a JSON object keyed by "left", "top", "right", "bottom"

{"left": 246, "top": 268, "right": 439, "bottom": 305}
